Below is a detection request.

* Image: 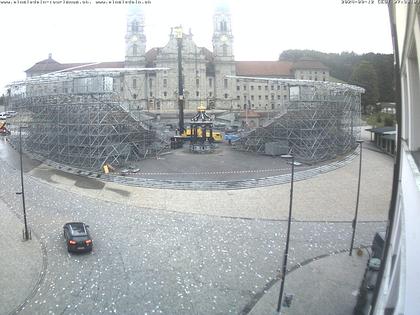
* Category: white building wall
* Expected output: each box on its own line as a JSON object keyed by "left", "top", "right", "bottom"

{"left": 375, "top": 4, "right": 420, "bottom": 314}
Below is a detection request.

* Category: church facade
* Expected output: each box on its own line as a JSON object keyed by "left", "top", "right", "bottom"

{"left": 25, "top": 5, "right": 330, "bottom": 114}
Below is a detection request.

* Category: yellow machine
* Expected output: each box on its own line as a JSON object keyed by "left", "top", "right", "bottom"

{"left": 0, "top": 121, "right": 10, "bottom": 135}
{"left": 182, "top": 128, "right": 223, "bottom": 142}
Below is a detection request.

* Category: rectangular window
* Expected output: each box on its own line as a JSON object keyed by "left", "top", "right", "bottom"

{"left": 251, "top": 95, "right": 254, "bottom": 100}
{"left": 277, "top": 85, "right": 280, "bottom": 90}
{"left": 243, "top": 85, "right": 246, "bottom": 90}
{"left": 278, "top": 95, "right": 281, "bottom": 100}
{"left": 271, "top": 95, "right": 274, "bottom": 100}
{"left": 265, "top": 86, "right": 268, "bottom": 91}
{"left": 258, "top": 86, "right": 261, "bottom": 90}
{"left": 196, "top": 78, "right": 200, "bottom": 86}
{"left": 237, "top": 95, "right": 240, "bottom": 100}
{"left": 237, "top": 86, "right": 240, "bottom": 91}
{"left": 251, "top": 86, "right": 254, "bottom": 90}
{"left": 271, "top": 85, "right": 274, "bottom": 90}
{"left": 150, "top": 91, "right": 153, "bottom": 97}
{"left": 224, "top": 78, "right": 228, "bottom": 89}
{"left": 224, "top": 93, "right": 228, "bottom": 99}
{"left": 163, "top": 78, "right": 167, "bottom": 88}
{"left": 196, "top": 91, "right": 200, "bottom": 97}
{"left": 209, "top": 92, "right": 213, "bottom": 97}
{"left": 164, "top": 91, "right": 167, "bottom": 97}
{"left": 265, "top": 95, "right": 268, "bottom": 100}
{"left": 209, "top": 78, "right": 213, "bottom": 87}
{"left": 149, "top": 78, "right": 152, "bottom": 89}
{"left": 258, "top": 95, "right": 262, "bottom": 100}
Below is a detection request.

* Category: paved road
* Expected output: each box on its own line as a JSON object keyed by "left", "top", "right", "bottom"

{"left": 0, "top": 160, "right": 385, "bottom": 315}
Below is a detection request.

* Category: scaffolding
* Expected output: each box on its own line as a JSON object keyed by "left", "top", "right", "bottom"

{"left": 231, "top": 77, "right": 364, "bottom": 163}
{"left": 6, "top": 69, "right": 170, "bottom": 170}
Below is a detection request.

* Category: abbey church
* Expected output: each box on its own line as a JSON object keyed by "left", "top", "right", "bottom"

{"left": 25, "top": 5, "right": 329, "bottom": 113}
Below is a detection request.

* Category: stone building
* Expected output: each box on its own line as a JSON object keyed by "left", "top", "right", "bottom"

{"left": 24, "top": 5, "right": 330, "bottom": 114}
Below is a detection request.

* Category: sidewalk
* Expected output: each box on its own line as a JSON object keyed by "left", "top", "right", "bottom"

{"left": 0, "top": 199, "right": 44, "bottom": 315}
{"left": 248, "top": 250, "right": 369, "bottom": 315}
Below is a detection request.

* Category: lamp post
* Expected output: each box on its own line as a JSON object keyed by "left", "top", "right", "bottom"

{"left": 277, "top": 153, "right": 295, "bottom": 313}
{"left": 175, "top": 25, "right": 184, "bottom": 134}
{"left": 349, "top": 140, "right": 364, "bottom": 256}
{"left": 17, "top": 126, "right": 30, "bottom": 240}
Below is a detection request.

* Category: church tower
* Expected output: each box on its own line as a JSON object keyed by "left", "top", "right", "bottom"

{"left": 212, "top": 3, "right": 236, "bottom": 110}
{"left": 125, "top": 6, "right": 146, "bottom": 67}
{"left": 212, "top": 3, "right": 234, "bottom": 61}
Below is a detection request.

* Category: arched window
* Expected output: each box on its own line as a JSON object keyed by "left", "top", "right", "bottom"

{"left": 132, "top": 21, "right": 138, "bottom": 32}
{"left": 220, "top": 20, "right": 227, "bottom": 32}
{"left": 219, "top": 20, "right": 227, "bottom": 32}
{"left": 133, "top": 44, "right": 137, "bottom": 56}
{"left": 223, "top": 44, "right": 227, "bottom": 56}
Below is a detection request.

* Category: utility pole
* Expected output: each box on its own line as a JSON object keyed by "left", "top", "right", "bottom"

{"left": 349, "top": 140, "right": 364, "bottom": 255}
{"left": 175, "top": 25, "right": 184, "bottom": 134}
{"left": 18, "top": 126, "right": 30, "bottom": 241}
{"left": 277, "top": 153, "right": 295, "bottom": 313}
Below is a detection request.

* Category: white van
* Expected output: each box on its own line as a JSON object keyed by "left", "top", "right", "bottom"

{"left": 0, "top": 112, "right": 8, "bottom": 120}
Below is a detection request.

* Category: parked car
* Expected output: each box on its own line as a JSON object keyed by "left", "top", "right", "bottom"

{"left": 0, "top": 112, "right": 9, "bottom": 120}
{"left": 5, "top": 110, "right": 17, "bottom": 117}
{"left": 63, "top": 222, "right": 93, "bottom": 253}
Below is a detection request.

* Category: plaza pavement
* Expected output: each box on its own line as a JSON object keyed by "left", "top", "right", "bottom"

{"left": 0, "top": 127, "right": 393, "bottom": 314}
{"left": 26, "top": 139, "right": 394, "bottom": 222}
{"left": 0, "top": 199, "right": 44, "bottom": 315}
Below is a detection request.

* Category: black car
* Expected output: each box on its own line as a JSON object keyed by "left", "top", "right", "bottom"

{"left": 63, "top": 222, "right": 93, "bottom": 253}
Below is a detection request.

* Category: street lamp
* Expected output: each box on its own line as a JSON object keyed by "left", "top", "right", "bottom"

{"left": 16, "top": 126, "right": 30, "bottom": 240}
{"left": 349, "top": 140, "right": 364, "bottom": 256}
{"left": 277, "top": 153, "right": 295, "bottom": 313}
{"left": 174, "top": 25, "right": 185, "bottom": 134}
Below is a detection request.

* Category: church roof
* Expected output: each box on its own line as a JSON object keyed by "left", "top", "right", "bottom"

{"left": 235, "top": 61, "right": 293, "bottom": 77}
{"left": 25, "top": 56, "right": 63, "bottom": 73}
{"left": 25, "top": 58, "right": 125, "bottom": 74}
{"left": 26, "top": 56, "right": 326, "bottom": 78}
{"left": 291, "top": 58, "right": 329, "bottom": 70}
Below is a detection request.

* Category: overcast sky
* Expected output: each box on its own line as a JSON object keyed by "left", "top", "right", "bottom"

{"left": 0, "top": 0, "right": 392, "bottom": 94}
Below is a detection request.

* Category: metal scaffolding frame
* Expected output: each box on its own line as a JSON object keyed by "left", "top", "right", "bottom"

{"left": 231, "top": 77, "right": 364, "bottom": 163}
{"left": 6, "top": 69, "right": 170, "bottom": 170}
